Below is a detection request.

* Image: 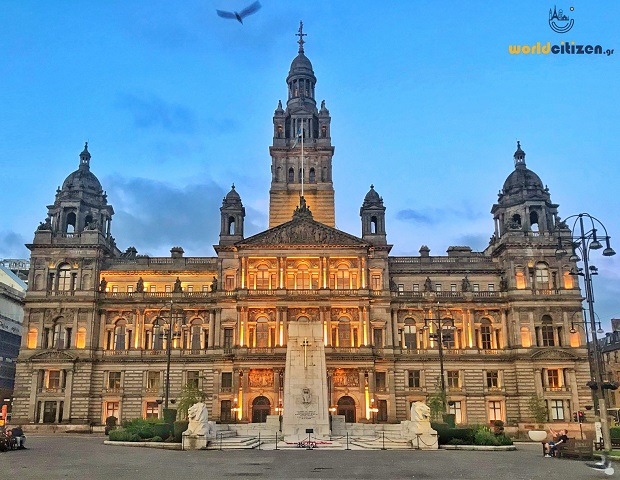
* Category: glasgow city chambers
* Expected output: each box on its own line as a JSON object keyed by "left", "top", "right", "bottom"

{"left": 12, "top": 29, "right": 591, "bottom": 432}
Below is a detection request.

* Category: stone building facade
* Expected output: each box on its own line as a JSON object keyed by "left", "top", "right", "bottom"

{"left": 12, "top": 31, "right": 591, "bottom": 429}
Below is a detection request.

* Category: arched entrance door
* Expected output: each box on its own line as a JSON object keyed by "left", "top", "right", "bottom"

{"left": 337, "top": 395, "right": 356, "bottom": 423}
{"left": 252, "top": 396, "right": 271, "bottom": 423}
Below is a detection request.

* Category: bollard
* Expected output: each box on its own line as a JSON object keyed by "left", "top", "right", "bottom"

{"left": 220, "top": 432, "right": 223, "bottom": 451}
{"left": 346, "top": 432, "right": 350, "bottom": 450}
{"left": 258, "top": 431, "right": 261, "bottom": 450}
{"left": 381, "top": 431, "right": 386, "bottom": 450}
{"left": 275, "top": 431, "right": 279, "bottom": 450}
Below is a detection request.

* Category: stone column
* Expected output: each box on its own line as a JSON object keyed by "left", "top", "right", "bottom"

{"left": 361, "top": 257, "right": 366, "bottom": 289}
{"left": 29, "top": 370, "right": 39, "bottom": 422}
{"left": 64, "top": 368, "right": 74, "bottom": 422}
{"left": 387, "top": 368, "right": 396, "bottom": 421}
{"left": 534, "top": 368, "right": 544, "bottom": 395}
{"left": 326, "top": 308, "right": 332, "bottom": 346}
{"left": 500, "top": 310, "right": 509, "bottom": 348}
{"left": 208, "top": 310, "right": 215, "bottom": 348}
{"left": 362, "top": 306, "right": 369, "bottom": 346}
{"left": 241, "top": 368, "right": 249, "bottom": 421}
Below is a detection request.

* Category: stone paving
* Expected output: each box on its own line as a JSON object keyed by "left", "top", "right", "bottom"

{"left": 2, "top": 436, "right": 613, "bottom": 480}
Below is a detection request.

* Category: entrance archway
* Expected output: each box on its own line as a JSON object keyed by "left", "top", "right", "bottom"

{"left": 337, "top": 395, "right": 356, "bottom": 423}
{"left": 252, "top": 395, "right": 271, "bottom": 423}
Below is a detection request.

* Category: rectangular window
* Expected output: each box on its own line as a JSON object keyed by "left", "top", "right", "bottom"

{"left": 371, "top": 275, "right": 382, "bottom": 290}
{"left": 413, "top": 284, "right": 419, "bottom": 293}
{"left": 225, "top": 275, "right": 235, "bottom": 291}
{"left": 542, "top": 326, "right": 555, "bottom": 346}
{"left": 397, "top": 284, "right": 404, "bottom": 292}
{"left": 451, "top": 284, "right": 457, "bottom": 292}
{"left": 112, "top": 285, "right": 118, "bottom": 293}
{"left": 186, "top": 370, "right": 200, "bottom": 389}
{"left": 551, "top": 400, "right": 564, "bottom": 420}
{"left": 150, "top": 285, "right": 156, "bottom": 292}
{"left": 105, "top": 401, "right": 119, "bottom": 421}
{"left": 223, "top": 328, "right": 234, "bottom": 349}
{"left": 127, "top": 285, "right": 133, "bottom": 293}
{"left": 165, "top": 285, "right": 171, "bottom": 293}
{"left": 488, "top": 284, "right": 495, "bottom": 292}
{"left": 377, "top": 399, "right": 388, "bottom": 422}
{"left": 486, "top": 370, "right": 499, "bottom": 388}
{"left": 547, "top": 369, "right": 561, "bottom": 389}
{"left": 435, "top": 283, "right": 442, "bottom": 292}
{"left": 373, "top": 328, "right": 383, "bottom": 347}
{"left": 187, "top": 285, "right": 193, "bottom": 292}
{"left": 448, "top": 401, "right": 463, "bottom": 424}
{"left": 202, "top": 285, "right": 209, "bottom": 292}
{"left": 473, "top": 284, "right": 480, "bottom": 292}
{"left": 108, "top": 371, "right": 122, "bottom": 390}
{"left": 145, "top": 402, "right": 159, "bottom": 419}
{"left": 488, "top": 401, "right": 502, "bottom": 422}
{"left": 47, "top": 370, "right": 61, "bottom": 389}
{"left": 375, "top": 372, "right": 387, "bottom": 392}
{"left": 146, "top": 371, "right": 160, "bottom": 390}
{"left": 407, "top": 370, "right": 421, "bottom": 388}
{"left": 446, "top": 370, "right": 460, "bottom": 389}
{"left": 221, "top": 372, "right": 233, "bottom": 391}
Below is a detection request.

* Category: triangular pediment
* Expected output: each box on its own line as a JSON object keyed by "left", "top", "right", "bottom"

{"left": 30, "top": 350, "right": 77, "bottom": 362}
{"left": 239, "top": 217, "right": 368, "bottom": 248}
{"left": 530, "top": 349, "right": 577, "bottom": 360}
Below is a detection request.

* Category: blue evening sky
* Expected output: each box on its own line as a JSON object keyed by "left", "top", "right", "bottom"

{"left": 1, "top": 1, "right": 618, "bottom": 325}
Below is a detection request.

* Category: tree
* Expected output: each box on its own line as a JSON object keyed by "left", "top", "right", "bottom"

{"left": 528, "top": 394, "right": 548, "bottom": 428}
{"left": 427, "top": 385, "right": 447, "bottom": 421}
{"left": 176, "top": 384, "right": 206, "bottom": 420}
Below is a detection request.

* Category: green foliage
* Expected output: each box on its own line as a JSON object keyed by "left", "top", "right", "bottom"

{"left": 448, "top": 438, "right": 466, "bottom": 445}
{"left": 443, "top": 413, "right": 456, "bottom": 428}
{"left": 151, "top": 436, "right": 163, "bottom": 442}
{"left": 130, "top": 433, "right": 141, "bottom": 442}
{"left": 121, "top": 418, "right": 168, "bottom": 440}
{"left": 611, "top": 427, "right": 620, "bottom": 439}
{"left": 108, "top": 428, "right": 134, "bottom": 442}
{"left": 432, "top": 424, "right": 474, "bottom": 445}
{"left": 163, "top": 408, "right": 177, "bottom": 424}
{"left": 176, "top": 384, "right": 206, "bottom": 420}
{"left": 528, "top": 394, "right": 548, "bottom": 425}
{"left": 174, "top": 420, "right": 189, "bottom": 443}
{"left": 426, "top": 387, "right": 447, "bottom": 421}
{"left": 474, "top": 430, "right": 501, "bottom": 446}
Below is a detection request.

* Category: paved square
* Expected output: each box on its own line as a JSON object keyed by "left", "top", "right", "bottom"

{"left": 2, "top": 436, "right": 613, "bottom": 480}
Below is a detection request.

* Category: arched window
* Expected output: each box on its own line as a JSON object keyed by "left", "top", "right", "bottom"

{"left": 403, "top": 318, "right": 417, "bottom": 349}
{"left": 114, "top": 320, "right": 128, "bottom": 350}
{"left": 57, "top": 263, "right": 72, "bottom": 291}
{"left": 228, "top": 216, "right": 235, "bottom": 235}
{"left": 515, "top": 267, "right": 526, "bottom": 289}
{"left": 255, "top": 318, "right": 269, "bottom": 348}
{"left": 52, "top": 321, "right": 64, "bottom": 348}
{"left": 309, "top": 168, "right": 316, "bottom": 183}
{"left": 536, "top": 263, "right": 550, "bottom": 288}
{"left": 27, "top": 328, "right": 38, "bottom": 349}
{"left": 520, "top": 326, "right": 531, "bottom": 347}
{"left": 563, "top": 271, "right": 574, "bottom": 289}
{"left": 511, "top": 214, "right": 521, "bottom": 228}
{"left": 288, "top": 168, "right": 294, "bottom": 183}
{"left": 85, "top": 214, "right": 93, "bottom": 228}
{"left": 276, "top": 165, "right": 282, "bottom": 182}
{"left": 189, "top": 319, "right": 203, "bottom": 350}
{"left": 76, "top": 327, "right": 87, "bottom": 349}
{"left": 66, "top": 212, "right": 76, "bottom": 233}
{"left": 256, "top": 264, "right": 270, "bottom": 289}
{"left": 370, "top": 216, "right": 378, "bottom": 234}
{"left": 336, "top": 264, "right": 350, "bottom": 290}
{"left": 530, "top": 211, "right": 539, "bottom": 232}
{"left": 338, "top": 317, "right": 351, "bottom": 347}
{"left": 478, "top": 318, "right": 492, "bottom": 349}
{"left": 296, "top": 264, "right": 311, "bottom": 289}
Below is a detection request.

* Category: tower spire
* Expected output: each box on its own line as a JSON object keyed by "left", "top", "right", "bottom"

{"left": 296, "top": 20, "right": 306, "bottom": 53}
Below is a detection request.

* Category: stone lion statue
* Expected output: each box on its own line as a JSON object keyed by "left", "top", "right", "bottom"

{"left": 411, "top": 401, "right": 431, "bottom": 423}
{"left": 184, "top": 402, "right": 210, "bottom": 436}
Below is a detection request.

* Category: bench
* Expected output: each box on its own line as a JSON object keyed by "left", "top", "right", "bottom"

{"left": 556, "top": 438, "right": 593, "bottom": 459}
{"left": 594, "top": 438, "right": 620, "bottom": 450}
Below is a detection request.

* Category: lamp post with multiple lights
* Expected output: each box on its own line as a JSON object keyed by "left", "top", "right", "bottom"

{"left": 556, "top": 212, "right": 615, "bottom": 450}
{"left": 422, "top": 305, "right": 456, "bottom": 409}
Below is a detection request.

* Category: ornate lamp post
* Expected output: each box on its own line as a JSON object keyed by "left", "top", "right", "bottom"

{"left": 422, "top": 305, "right": 456, "bottom": 408}
{"left": 556, "top": 213, "right": 615, "bottom": 450}
{"left": 153, "top": 301, "right": 185, "bottom": 410}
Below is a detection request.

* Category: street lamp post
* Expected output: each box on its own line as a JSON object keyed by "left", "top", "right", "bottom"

{"left": 423, "top": 305, "right": 456, "bottom": 410}
{"left": 557, "top": 213, "right": 615, "bottom": 451}
{"left": 153, "top": 301, "right": 185, "bottom": 411}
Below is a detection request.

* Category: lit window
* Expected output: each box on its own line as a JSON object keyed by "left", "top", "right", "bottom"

{"left": 165, "top": 285, "right": 171, "bottom": 293}
{"left": 76, "top": 327, "right": 86, "bottom": 349}
{"left": 488, "top": 401, "right": 503, "bottom": 421}
{"left": 127, "top": 285, "right": 133, "bottom": 293}
{"left": 515, "top": 269, "right": 526, "bottom": 289}
{"left": 520, "top": 326, "right": 531, "bottom": 347}
{"left": 145, "top": 402, "right": 159, "bottom": 419}
{"left": 27, "top": 328, "right": 38, "bottom": 349}
{"left": 187, "top": 285, "right": 193, "bottom": 292}
{"left": 150, "top": 285, "right": 157, "bottom": 293}
{"left": 563, "top": 271, "right": 573, "bottom": 289}
{"left": 105, "top": 401, "right": 119, "bottom": 421}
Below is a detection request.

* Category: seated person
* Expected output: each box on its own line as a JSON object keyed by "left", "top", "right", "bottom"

{"left": 10, "top": 426, "right": 25, "bottom": 449}
{"left": 545, "top": 428, "right": 569, "bottom": 457}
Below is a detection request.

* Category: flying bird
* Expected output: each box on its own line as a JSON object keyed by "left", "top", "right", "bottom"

{"left": 216, "top": 1, "right": 261, "bottom": 24}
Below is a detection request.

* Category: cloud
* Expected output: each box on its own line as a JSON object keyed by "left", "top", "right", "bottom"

{"left": 396, "top": 206, "right": 484, "bottom": 225}
{"left": 454, "top": 234, "right": 490, "bottom": 252}
{"left": 104, "top": 175, "right": 265, "bottom": 257}
{"left": 116, "top": 93, "right": 198, "bottom": 134}
{"left": 0, "top": 231, "right": 29, "bottom": 259}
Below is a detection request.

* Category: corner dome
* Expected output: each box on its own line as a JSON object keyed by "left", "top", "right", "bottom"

{"left": 223, "top": 184, "right": 242, "bottom": 204}
{"left": 362, "top": 185, "right": 383, "bottom": 207}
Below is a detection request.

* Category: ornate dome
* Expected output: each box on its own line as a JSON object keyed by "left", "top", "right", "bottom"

{"left": 501, "top": 142, "right": 544, "bottom": 194}
{"left": 288, "top": 53, "right": 314, "bottom": 77}
{"left": 60, "top": 143, "right": 103, "bottom": 193}
{"left": 223, "top": 184, "right": 242, "bottom": 205}
{"left": 362, "top": 185, "right": 383, "bottom": 207}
